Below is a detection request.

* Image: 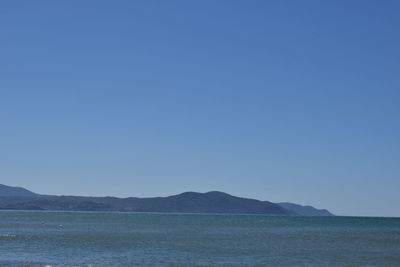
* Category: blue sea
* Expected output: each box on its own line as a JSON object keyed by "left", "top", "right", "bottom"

{"left": 0, "top": 211, "right": 399, "bottom": 266}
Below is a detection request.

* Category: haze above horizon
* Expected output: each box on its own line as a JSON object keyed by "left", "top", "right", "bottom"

{"left": 1, "top": 1, "right": 399, "bottom": 217}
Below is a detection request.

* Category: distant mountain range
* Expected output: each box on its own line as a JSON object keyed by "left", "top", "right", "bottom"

{"left": 0, "top": 184, "right": 334, "bottom": 216}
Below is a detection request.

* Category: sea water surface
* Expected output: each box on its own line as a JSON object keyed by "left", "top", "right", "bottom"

{"left": 0, "top": 211, "right": 399, "bottom": 266}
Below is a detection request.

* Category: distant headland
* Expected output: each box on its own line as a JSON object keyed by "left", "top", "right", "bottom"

{"left": 0, "top": 184, "right": 333, "bottom": 216}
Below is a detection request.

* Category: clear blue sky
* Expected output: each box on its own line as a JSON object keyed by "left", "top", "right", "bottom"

{"left": 1, "top": 1, "right": 399, "bottom": 217}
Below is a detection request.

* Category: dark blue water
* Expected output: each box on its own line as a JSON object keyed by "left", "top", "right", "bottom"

{"left": 0, "top": 211, "right": 399, "bottom": 266}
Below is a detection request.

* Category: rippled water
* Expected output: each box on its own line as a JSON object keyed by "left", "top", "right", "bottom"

{"left": 0, "top": 211, "right": 399, "bottom": 266}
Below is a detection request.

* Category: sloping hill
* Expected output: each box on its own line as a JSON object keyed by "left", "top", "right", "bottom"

{"left": 278, "top": 202, "right": 334, "bottom": 216}
{"left": 0, "top": 184, "right": 38, "bottom": 197}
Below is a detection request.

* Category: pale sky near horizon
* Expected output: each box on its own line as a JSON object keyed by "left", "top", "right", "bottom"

{"left": 1, "top": 1, "right": 399, "bottom": 217}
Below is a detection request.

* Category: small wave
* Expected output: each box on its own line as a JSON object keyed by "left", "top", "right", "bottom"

{"left": 0, "top": 234, "right": 17, "bottom": 238}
